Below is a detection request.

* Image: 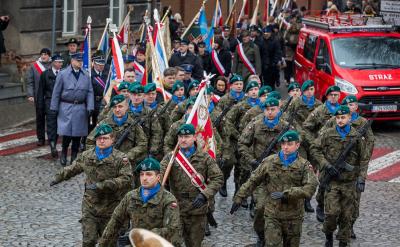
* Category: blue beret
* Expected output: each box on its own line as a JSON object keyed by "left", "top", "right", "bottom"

{"left": 135, "top": 157, "right": 161, "bottom": 172}
{"left": 123, "top": 54, "right": 135, "bottom": 63}
{"left": 181, "top": 64, "right": 194, "bottom": 73}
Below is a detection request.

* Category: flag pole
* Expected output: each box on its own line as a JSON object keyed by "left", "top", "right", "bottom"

{"left": 154, "top": 9, "right": 169, "bottom": 69}
{"left": 250, "top": 0, "right": 260, "bottom": 26}
{"left": 126, "top": 5, "right": 134, "bottom": 54}
{"left": 225, "top": 0, "right": 238, "bottom": 25}
{"left": 97, "top": 18, "right": 111, "bottom": 51}
{"left": 87, "top": 16, "right": 92, "bottom": 77}
{"left": 161, "top": 5, "right": 171, "bottom": 23}
{"left": 161, "top": 144, "right": 180, "bottom": 186}
{"left": 104, "top": 23, "right": 119, "bottom": 104}
{"left": 180, "top": 0, "right": 207, "bottom": 40}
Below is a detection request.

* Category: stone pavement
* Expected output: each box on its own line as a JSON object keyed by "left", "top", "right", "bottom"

{"left": 1, "top": 154, "right": 400, "bottom": 247}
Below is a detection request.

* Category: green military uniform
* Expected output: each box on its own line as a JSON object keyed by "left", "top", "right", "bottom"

{"left": 310, "top": 106, "right": 370, "bottom": 245}
{"left": 170, "top": 97, "right": 193, "bottom": 123}
{"left": 232, "top": 37, "right": 262, "bottom": 80}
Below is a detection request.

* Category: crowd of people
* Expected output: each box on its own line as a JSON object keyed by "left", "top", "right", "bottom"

{"left": 22, "top": 3, "right": 377, "bottom": 247}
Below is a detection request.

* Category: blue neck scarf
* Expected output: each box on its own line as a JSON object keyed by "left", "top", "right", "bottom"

{"left": 302, "top": 95, "right": 315, "bottom": 109}
{"left": 95, "top": 146, "right": 113, "bottom": 161}
{"left": 172, "top": 95, "right": 186, "bottom": 104}
{"left": 208, "top": 101, "right": 215, "bottom": 113}
{"left": 112, "top": 113, "right": 128, "bottom": 127}
{"left": 130, "top": 103, "right": 143, "bottom": 115}
{"left": 180, "top": 145, "right": 196, "bottom": 158}
{"left": 247, "top": 97, "right": 261, "bottom": 107}
{"left": 263, "top": 114, "right": 280, "bottom": 129}
{"left": 351, "top": 112, "right": 359, "bottom": 122}
{"left": 278, "top": 150, "right": 298, "bottom": 167}
{"left": 140, "top": 183, "right": 161, "bottom": 204}
{"left": 230, "top": 90, "right": 245, "bottom": 102}
{"left": 336, "top": 124, "right": 351, "bottom": 139}
{"left": 146, "top": 101, "right": 158, "bottom": 110}
{"left": 326, "top": 101, "right": 340, "bottom": 115}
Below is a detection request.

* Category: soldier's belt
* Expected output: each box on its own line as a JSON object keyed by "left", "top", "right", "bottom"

{"left": 61, "top": 99, "right": 85, "bottom": 104}
{"left": 175, "top": 151, "right": 207, "bottom": 192}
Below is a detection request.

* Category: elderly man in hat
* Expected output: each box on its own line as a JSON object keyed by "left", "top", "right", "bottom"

{"left": 37, "top": 54, "right": 64, "bottom": 157}
{"left": 50, "top": 123, "right": 132, "bottom": 247}
{"left": 260, "top": 25, "right": 282, "bottom": 90}
{"left": 61, "top": 37, "right": 79, "bottom": 68}
{"left": 27, "top": 48, "right": 52, "bottom": 146}
{"left": 50, "top": 52, "right": 94, "bottom": 166}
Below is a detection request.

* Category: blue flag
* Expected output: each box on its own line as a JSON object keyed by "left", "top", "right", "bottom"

{"left": 82, "top": 33, "right": 90, "bottom": 72}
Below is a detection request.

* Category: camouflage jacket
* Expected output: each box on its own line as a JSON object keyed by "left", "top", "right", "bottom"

{"left": 286, "top": 97, "right": 322, "bottom": 132}
{"left": 224, "top": 100, "right": 255, "bottom": 141}
{"left": 170, "top": 99, "right": 189, "bottom": 123}
{"left": 303, "top": 103, "right": 334, "bottom": 144}
{"left": 98, "top": 187, "right": 182, "bottom": 246}
{"left": 160, "top": 148, "right": 223, "bottom": 216}
{"left": 239, "top": 106, "right": 264, "bottom": 131}
{"left": 235, "top": 154, "right": 318, "bottom": 219}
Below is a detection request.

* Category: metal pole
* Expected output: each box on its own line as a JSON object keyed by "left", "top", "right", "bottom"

{"left": 51, "top": 0, "right": 56, "bottom": 52}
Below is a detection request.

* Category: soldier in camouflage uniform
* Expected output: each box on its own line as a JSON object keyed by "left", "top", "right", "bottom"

{"left": 50, "top": 124, "right": 132, "bottom": 247}
{"left": 98, "top": 158, "right": 182, "bottom": 246}
{"left": 170, "top": 80, "right": 200, "bottom": 123}
{"left": 161, "top": 124, "right": 223, "bottom": 247}
{"left": 238, "top": 97, "right": 292, "bottom": 246}
{"left": 303, "top": 85, "right": 341, "bottom": 222}
{"left": 310, "top": 105, "right": 370, "bottom": 247}
{"left": 232, "top": 130, "right": 318, "bottom": 247}
{"left": 167, "top": 80, "right": 186, "bottom": 114}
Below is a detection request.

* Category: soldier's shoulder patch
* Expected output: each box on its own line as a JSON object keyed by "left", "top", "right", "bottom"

{"left": 122, "top": 157, "right": 129, "bottom": 165}
{"left": 170, "top": 202, "right": 178, "bottom": 209}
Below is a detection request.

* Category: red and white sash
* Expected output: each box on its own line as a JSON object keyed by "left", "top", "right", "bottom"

{"left": 175, "top": 151, "right": 207, "bottom": 192}
{"left": 132, "top": 61, "right": 145, "bottom": 74}
{"left": 211, "top": 50, "right": 226, "bottom": 76}
{"left": 33, "top": 61, "right": 46, "bottom": 75}
{"left": 94, "top": 76, "right": 106, "bottom": 89}
{"left": 236, "top": 43, "right": 257, "bottom": 75}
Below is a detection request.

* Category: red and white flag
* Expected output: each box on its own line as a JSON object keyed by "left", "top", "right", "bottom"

{"left": 111, "top": 36, "right": 124, "bottom": 80}
{"left": 117, "top": 14, "right": 130, "bottom": 44}
{"left": 236, "top": 43, "right": 257, "bottom": 75}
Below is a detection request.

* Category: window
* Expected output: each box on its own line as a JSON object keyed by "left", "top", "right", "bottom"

{"left": 317, "top": 39, "right": 331, "bottom": 73}
{"left": 63, "top": 0, "right": 78, "bottom": 35}
{"left": 303, "top": 34, "right": 317, "bottom": 62}
{"left": 110, "top": 0, "right": 125, "bottom": 26}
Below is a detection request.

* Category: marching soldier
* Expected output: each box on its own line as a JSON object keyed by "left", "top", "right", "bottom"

{"left": 61, "top": 37, "right": 79, "bottom": 68}
{"left": 232, "top": 130, "right": 318, "bottom": 247}
{"left": 50, "top": 124, "right": 132, "bottom": 247}
{"left": 36, "top": 54, "right": 63, "bottom": 157}
{"left": 160, "top": 123, "right": 223, "bottom": 247}
{"left": 167, "top": 80, "right": 186, "bottom": 114}
{"left": 310, "top": 105, "right": 370, "bottom": 247}
{"left": 98, "top": 158, "right": 182, "bottom": 246}
{"left": 170, "top": 80, "right": 199, "bottom": 123}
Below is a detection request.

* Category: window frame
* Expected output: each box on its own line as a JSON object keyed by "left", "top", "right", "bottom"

{"left": 62, "top": 0, "right": 79, "bottom": 35}
{"left": 303, "top": 33, "right": 318, "bottom": 62}
{"left": 109, "top": 0, "right": 125, "bottom": 26}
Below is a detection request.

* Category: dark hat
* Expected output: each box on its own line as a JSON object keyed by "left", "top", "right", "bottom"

{"left": 123, "top": 54, "right": 135, "bottom": 63}
{"left": 279, "top": 130, "right": 300, "bottom": 142}
{"left": 185, "top": 96, "right": 197, "bottom": 110}
{"left": 93, "top": 55, "right": 106, "bottom": 65}
{"left": 267, "top": 91, "right": 281, "bottom": 100}
{"left": 214, "top": 37, "right": 224, "bottom": 47}
{"left": 188, "top": 80, "right": 200, "bottom": 92}
{"left": 135, "top": 157, "right": 161, "bottom": 172}
{"left": 249, "top": 25, "right": 258, "bottom": 31}
{"left": 177, "top": 123, "right": 195, "bottom": 135}
{"left": 65, "top": 38, "right": 79, "bottom": 45}
{"left": 173, "top": 37, "right": 181, "bottom": 43}
{"left": 40, "top": 48, "right": 51, "bottom": 56}
{"left": 198, "top": 41, "right": 206, "bottom": 48}
{"left": 230, "top": 74, "right": 243, "bottom": 84}
{"left": 128, "top": 83, "right": 144, "bottom": 94}
{"left": 341, "top": 95, "right": 358, "bottom": 105}
{"left": 144, "top": 83, "right": 157, "bottom": 93}
{"left": 51, "top": 54, "right": 64, "bottom": 62}
{"left": 181, "top": 64, "right": 193, "bottom": 73}
{"left": 263, "top": 97, "right": 280, "bottom": 107}
{"left": 180, "top": 39, "right": 189, "bottom": 45}
{"left": 94, "top": 123, "right": 113, "bottom": 138}
{"left": 70, "top": 52, "right": 83, "bottom": 61}
{"left": 136, "top": 47, "right": 146, "bottom": 55}
{"left": 325, "top": 85, "right": 341, "bottom": 96}
{"left": 245, "top": 80, "right": 259, "bottom": 93}
{"left": 118, "top": 81, "right": 131, "bottom": 91}
{"left": 263, "top": 25, "right": 273, "bottom": 33}
{"left": 334, "top": 105, "right": 350, "bottom": 116}
{"left": 301, "top": 80, "right": 314, "bottom": 92}
{"left": 172, "top": 80, "right": 185, "bottom": 93}
{"left": 110, "top": 94, "right": 126, "bottom": 108}
{"left": 223, "top": 25, "right": 231, "bottom": 31}
{"left": 287, "top": 82, "right": 300, "bottom": 92}
{"left": 258, "top": 85, "right": 272, "bottom": 97}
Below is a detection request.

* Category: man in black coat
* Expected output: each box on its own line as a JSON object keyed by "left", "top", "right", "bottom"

{"left": 197, "top": 42, "right": 211, "bottom": 73}
{"left": 260, "top": 25, "right": 282, "bottom": 90}
{"left": 168, "top": 40, "right": 203, "bottom": 80}
{"left": 210, "top": 37, "right": 231, "bottom": 78}
{"left": 37, "top": 54, "right": 64, "bottom": 157}
{"left": 0, "top": 15, "right": 10, "bottom": 66}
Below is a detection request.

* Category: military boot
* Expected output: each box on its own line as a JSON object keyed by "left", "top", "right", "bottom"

{"left": 50, "top": 141, "right": 58, "bottom": 158}
{"left": 304, "top": 198, "right": 315, "bottom": 213}
{"left": 316, "top": 205, "right": 325, "bottom": 222}
{"left": 205, "top": 223, "right": 211, "bottom": 236}
{"left": 339, "top": 241, "right": 347, "bottom": 247}
{"left": 324, "top": 233, "right": 333, "bottom": 247}
{"left": 256, "top": 232, "right": 265, "bottom": 247}
{"left": 219, "top": 180, "right": 228, "bottom": 197}
{"left": 60, "top": 147, "right": 68, "bottom": 166}
{"left": 351, "top": 224, "right": 356, "bottom": 239}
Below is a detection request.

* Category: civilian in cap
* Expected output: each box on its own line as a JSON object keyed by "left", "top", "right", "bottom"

{"left": 123, "top": 54, "right": 136, "bottom": 70}
{"left": 249, "top": 25, "right": 264, "bottom": 48}
{"left": 98, "top": 156, "right": 182, "bottom": 246}
{"left": 181, "top": 63, "right": 194, "bottom": 92}
{"left": 134, "top": 47, "right": 146, "bottom": 83}
{"left": 197, "top": 41, "right": 211, "bottom": 73}
{"left": 160, "top": 122, "right": 223, "bottom": 247}
{"left": 233, "top": 29, "right": 261, "bottom": 81}
{"left": 50, "top": 123, "right": 133, "bottom": 247}
{"left": 169, "top": 38, "right": 204, "bottom": 81}
{"left": 260, "top": 25, "right": 282, "bottom": 90}
{"left": 61, "top": 37, "right": 79, "bottom": 68}
{"left": 36, "top": 54, "right": 63, "bottom": 157}
{"left": 210, "top": 37, "right": 232, "bottom": 77}
{"left": 26, "top": 47, "right": 52, "bottom": 146}
{"left": 50, "top": 51, "right": 94, "bottom": 166}
{"left": 172, "top": 38, "right": 181, "bottom": 54}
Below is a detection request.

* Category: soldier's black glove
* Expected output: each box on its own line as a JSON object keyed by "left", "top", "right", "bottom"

{"left": 356, "top": 177, "right": 365, "bottom": 192}
{"left": 50, "top": 180, "right": 59, "bottom": 186}
{"left": 192, "top": 193, "right": 207, "bottom": 208}
{"left": 85, "top": 183, "right": 97, "bottom": 190}
{"left": 325, "top": 164, "right": 340, "bottom": 177}
{"left": 230, "top": 202, "right": 241, "bottom": 214}
{"left": 270, "top": 192, "right": 288, "bottom": 203}
{"left": 250, "top": 159, "right": 260, "bottom": 170}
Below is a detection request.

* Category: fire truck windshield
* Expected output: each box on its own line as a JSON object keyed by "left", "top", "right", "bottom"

{"left": 332, "top": 36, "right": 400, "bottom": 69}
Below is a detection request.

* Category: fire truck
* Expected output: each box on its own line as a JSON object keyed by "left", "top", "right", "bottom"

{"left": 294, "top": 14, "right": 400, "bottom": 120}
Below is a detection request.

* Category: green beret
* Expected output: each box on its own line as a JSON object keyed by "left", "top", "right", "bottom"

{"left": 144, "top": 83, "right": 157, "bottom": 93}
{"left": 245, "top": 80, "right": 259, "bottom": 93}
{"left": 263, "top": 97, "right": 280, "bottom": 108}
{"left": 301, "top": 80, "right": 314, "bottom": 92}
{"left": 325, "top": 85, "right": 341, "bottom": 96}
{"left": 135, "top": 157, "right": 161, "bottom": 172}
{"left": 118, "top": 81, "right": 130, "bottom": 91}
{"left": 188, "top": 80, "right": 200, "bottom": 92}
{"left": 341, "top": 95, "right": 357, "bottom": 105}
{"left": 288, "top": 82, "right": 300, "bottom": 92}
{"left": 279, "top": 130, "right": 300, "bottom": 142}
{"left": 267, "top": 91, "right": 281, "bottom": 100}
{"left": 172, "top": 80, "right": 185, "bottom": 93}
{"left": 230, "top": 74, "right": 243, "bottom": 84}
{"left": 258, "top": 85, "right": 272, "bottom": 97}
{"left": 206, "top": 86, "right": 214, "bottom": 95}
{"left": 94, "top": 123, "right": 113, "bottom": 138}
{"left": 185, "top": 96, "right": 197, "bottom": 110}
{"left": 334, "top": 105, "right": 350, "bottom": 116}
{"left": 128, "top": 83, "right": 144, "bottom": 94}
{"left": 177, "top": 123, "right": 195, "bottom": 135}
{"left": 110, "top": 94, "right": 126, "bottom": 108}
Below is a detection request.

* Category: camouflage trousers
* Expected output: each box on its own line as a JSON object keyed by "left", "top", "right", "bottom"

{"left": 221, "top": 149, "right": 240, "bottom": 186}
{"left": 323, "top": 182, "right": 356, "bottom": 243}
{"left": 352, "top": 191, "right": 361, "bottom": 223}
{"left": 181, "top": 214, "right": 207, "bottom": 247}
{"left": 253, "top": 185, "right": 267, "bottom": 235}
{"left": 81, "top": 207, "right": 111, "bottom": 247}
{"left": 264, "top": 217, "right": 302, "bottom": 247}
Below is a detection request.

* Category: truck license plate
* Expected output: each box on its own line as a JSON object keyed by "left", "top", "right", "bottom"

{"left": 372, "top": 105, "right": 397, "bottom": 112}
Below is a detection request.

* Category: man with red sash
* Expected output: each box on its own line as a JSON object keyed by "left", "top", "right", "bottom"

{"left": 161, "top": 123, "right": 223, "bottom": 247}
{"left": 27, "top": 48, "right": 52, "bottom": 146}
{"left": 210, "top": 37, "right": 231, "bottom": 79}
